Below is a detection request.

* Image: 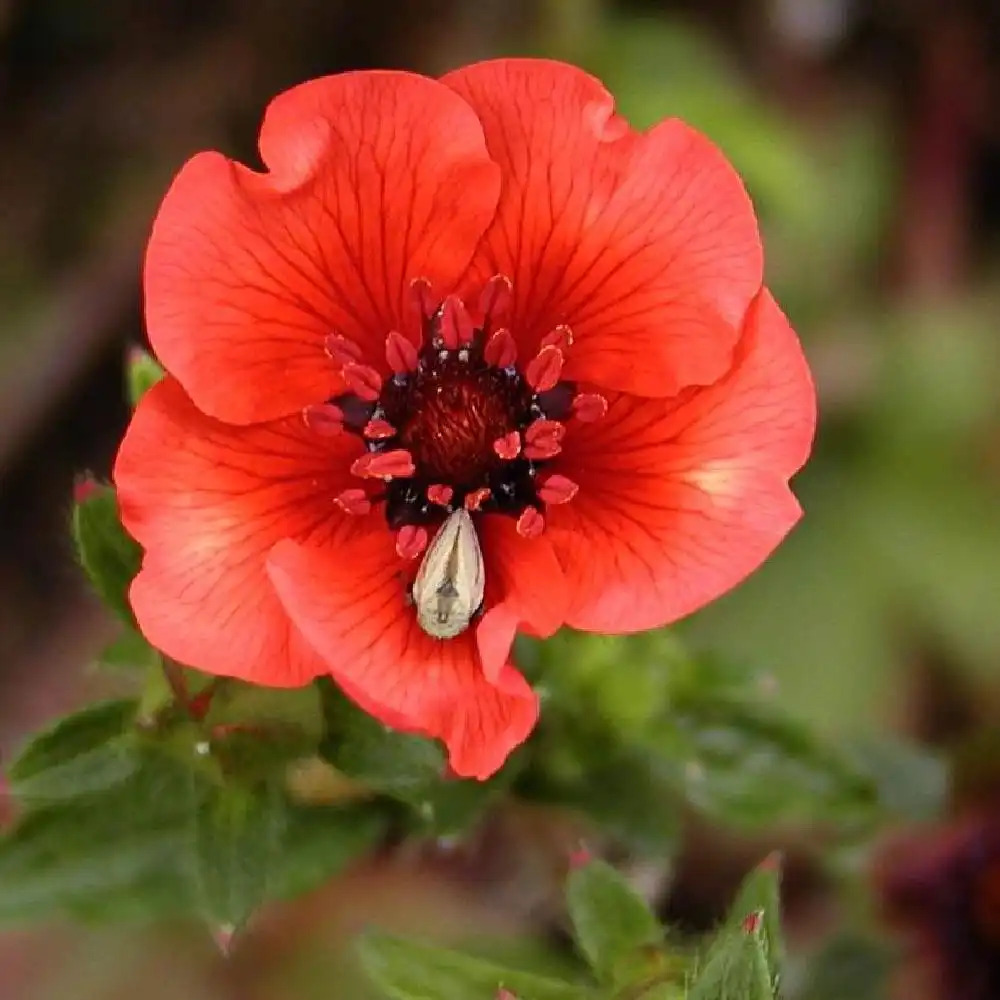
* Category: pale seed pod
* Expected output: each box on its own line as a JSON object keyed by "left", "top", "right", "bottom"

{"left": 411, "top": 508, "right": 485, "bottom": 639}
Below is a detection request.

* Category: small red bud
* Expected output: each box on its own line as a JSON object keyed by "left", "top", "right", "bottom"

{"left": 211, "top": 924, "right": 236, "bottom": 956}
{"left": 73, "top": 474, "right": 101, "bottom": 504}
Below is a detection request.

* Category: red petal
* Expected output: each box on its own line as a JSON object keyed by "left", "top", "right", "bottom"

{"left": 146, "top": 71, "right": 500, "bottom": 424}
{"left": 475, "top": 515, "right": 567, "bottom": 678}
{"left": 266, "top": 531, "right": 538, "bottom": 779}
{"left": 113, "top": 378, "right": 365, "bottom": 686}
{"left": 444, "top": 59, "right": 761, "bottom": 397}
{"left": 547, "top": 289, "right": 815, "bottom": 631}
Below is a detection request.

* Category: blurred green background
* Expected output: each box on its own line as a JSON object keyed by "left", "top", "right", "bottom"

{"left": 1, "top": 0, "right": 998, "bottom": 998}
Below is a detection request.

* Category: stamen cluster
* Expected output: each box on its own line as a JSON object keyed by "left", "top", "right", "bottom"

{"left": 304, "top": 276, "right": 606, "bottom": 559}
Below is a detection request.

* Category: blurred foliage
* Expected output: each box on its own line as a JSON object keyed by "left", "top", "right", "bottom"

{"left": 361, "top": 857, "right": 783, "bottom": 999}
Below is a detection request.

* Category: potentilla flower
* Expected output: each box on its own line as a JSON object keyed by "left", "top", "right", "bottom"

{"left": 113, "top": 59, "right": 816, "bottom": 779}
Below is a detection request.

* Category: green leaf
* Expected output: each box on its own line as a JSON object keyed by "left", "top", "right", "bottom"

{"left": 848, "top": 736, "right": 948, "bottom": 822}
{"left": 359, "top": 931, "right": 590, "bottom": 1000}
{"left": 633, "top": 988, "right": 683, "bottom": 1000}
{"left": 723, "top": 856, "right": 783, "bottom": 989}
{"left": 271, "top": 801, "right": 387, "bottom": 900}
{"left": 205, "top": 683, "right": 325, "bottom": 778}
{"left": 662, "top": 658, "right": 878, "bottom": 829}
{"left": 630, "top": 987, "right": 684, "bottom": 1000}
{"left": 537, "top": 743, "right": 681, "bottom": 853}
{"left": 670, "top": 697, "right": 876, "bottom": 827}
{"left": 565, "top": 859, "right": 662, "bottom": 986}
{"left": 530, "top": 633, "right": 874, "bottom": 837}
{"left": 7, "top": 700, "right": 138, "bottom": 803}
{"left": 72, "top": 485, "right": 143, "bottom": 624}
{"left": 321, "top": 682, "right": 444, "bottom": 795}
{"left": 521, "top": 631, "right": 683, "bottom": 851}
{"left": 0, "top": 743, "right": 203, "bottom": 923}
{"left": 193, "top": 780, "right": 284, "bottom": 930}
{"left": 689, "top": 919, "right": 773, "bottom": 1000}
{"left": 206, "top": 683, "right": 324, "bottom": 739}
{"left": 127, "top": 348, "right": 164, "bottom": 406}
{"left": 95, "top": 628, "right": 161, "bottom": 672}
{"left": 320, "top": 681, "right": 508, "bottom": 834}
{"left": 795, "top": 932, "right": 892, "bottom": 1000}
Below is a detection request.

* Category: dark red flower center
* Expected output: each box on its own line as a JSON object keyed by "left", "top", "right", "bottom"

{"left": 308, "top": 276, "right": 607, "bottom": 555}
{"left": 374, "top": 333, "right": 551, "bottom": 529}
{"left": 391, "top": 357, "right": 528, "bottom": 488}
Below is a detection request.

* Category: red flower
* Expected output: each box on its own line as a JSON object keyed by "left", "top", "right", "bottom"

{"left": 114, "top": 59, "right": 815, "bottom": 779}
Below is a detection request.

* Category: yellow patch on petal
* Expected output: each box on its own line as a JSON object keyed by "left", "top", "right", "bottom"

{"left": 681, "top": 459, "right": 747, "bottom": 504}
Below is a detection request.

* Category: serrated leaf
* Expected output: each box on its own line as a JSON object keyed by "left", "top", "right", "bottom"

{"left": 193, "top": 780, "right": 284, "bottom": 930}
{"left": 723, "top": 856, "right": 783, "bottom": 988}
{"left": 72, "top": 485, "right": 142, "bottom": 624}
{"left": 0, "top": 745, "right": 203, "bottom": 923}
{"left": 7, "top": 700, "right": 138, "bottom": 803}
{"left": 689, "top": 922, "right": 773, "bottom": 1000}
{"left": 360, "top": 931, "right": 589, "bottom": 1000}
{"left": 271, "top": 801, "right": 387, "bottom": 899}
{"left": 127, "top": 348, "right": 165, "bottom": 406}
{"left": 565, "top": 860, "right": 662, "bottom": 986}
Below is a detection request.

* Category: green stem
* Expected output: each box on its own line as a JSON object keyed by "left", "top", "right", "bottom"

{"left": 160, "top": 659, "right": 223, "bottom": 721}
